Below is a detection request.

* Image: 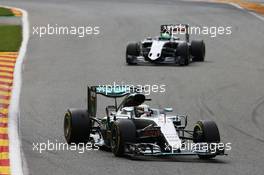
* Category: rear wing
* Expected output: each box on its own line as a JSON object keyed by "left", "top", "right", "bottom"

{"left": 87, "top": 85, "right": 141, "bottom": 117}
{"left": 160, "top": 24, "right": 189, "bottom": 42}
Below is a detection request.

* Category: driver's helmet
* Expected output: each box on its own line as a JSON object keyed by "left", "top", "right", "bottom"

{"left": 136, "top": 104, "right": 150, "bottom": 117}
{"left": 160, "top": 32, "right": 171, "bottom": 40}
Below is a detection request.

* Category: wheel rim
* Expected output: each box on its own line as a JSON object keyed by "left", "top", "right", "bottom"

{"left": 64, "top": 113, "right": 71, "bottom": 139}
{"left": 193, "top": 124, "right": 203, "bottom": 142}
{"left": 202, "top": 42, "right": 205, "bottom": 58}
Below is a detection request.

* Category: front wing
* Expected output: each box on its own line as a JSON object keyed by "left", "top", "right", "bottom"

{"left": 125, "top": 142, "right": 226, "bottom": 157}
{"left": 127, "top": 55, "right": 180, "bottom": 65}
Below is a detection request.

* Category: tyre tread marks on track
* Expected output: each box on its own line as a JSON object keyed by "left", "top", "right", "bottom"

{"left": 196, "top": 83, "right": 237, "bottom": 120}
{"left": 251, "top": 96, "right": 264, "bottom": 129}
{"left": 197, "top": 85, "right": 264, "bottom": 143}
{"left": 0, "top": 52, "right": 18, "bottom": 175}
{"left": 228, "top": 124, "right": 264, "bottom": 144}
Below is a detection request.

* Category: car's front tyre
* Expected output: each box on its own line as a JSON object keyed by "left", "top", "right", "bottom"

{"left": 193, "top": 120, "right": 220, "bottom": 159}
{"left": 111, "top": 119, "right": 136, "bottom": 156}
{"left": 126, "top": 43, "right": 140, "bottom": 65}
{"left": 177, "top": 42, "right": 190, "bottom": 66}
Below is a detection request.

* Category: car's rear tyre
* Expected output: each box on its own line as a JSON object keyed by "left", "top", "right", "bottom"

{"left": 193, "top": 120, "right": 220, "bottom": 159}
{"left": 177, "top": 42, "right": 190, "bottom": 66}
{"left": 191, "top": 40, "right": 205, "bottom": 62}
{"left": 126, "top": 43, "right": 140, "bottom": 65}
{"left": 111, "top": 119, "right": 136, "bottom": 156}
{"left": 64, "top": 108, "right": 91, "bottom": 144}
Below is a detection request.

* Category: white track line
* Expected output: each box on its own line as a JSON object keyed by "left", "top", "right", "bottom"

{"left": 248, "top": 11, "right": 264, "bottom": 21}
{"left": 1, "top": 5, "right": 30, "bottom": 175}
{"left": 185, "top": 0, "right": 264, "bottom": 22}
{"left": 227, "top": 2, "right": 264, "bottom": 22}
{"left": 228, "top": 2, "right": 244, "bottom": 9}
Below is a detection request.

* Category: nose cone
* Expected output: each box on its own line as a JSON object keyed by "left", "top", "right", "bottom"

{"left": 148, "top": 41, "right": 165, "bottom": 60}
{"left": 148, "top": 52, "right": 161, "bottom": 60}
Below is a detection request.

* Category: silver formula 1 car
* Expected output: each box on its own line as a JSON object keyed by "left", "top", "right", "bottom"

{"left": 64, "top": 86, "right": 226, "bottom": 159}
{"left": 126, "top": 24, "right": 205, "bottom": 66}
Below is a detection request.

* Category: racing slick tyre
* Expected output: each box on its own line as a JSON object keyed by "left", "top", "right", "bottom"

{"left": 111, "top": 119, "right": 136, "bottom": 157}
{"left": 177, "top": 42, "right": 190, "bottom": 66}
{"left": 191, "top": 40, "right": 205, "bottom": 62}
{"left": 64, "top": 108, "right": 91, "bottom": 144}
{"left": 126, "top": 42, "right": 140, "bottom": 65}
{"left": 193, "top": 120, "right": 220, "bottom": 159}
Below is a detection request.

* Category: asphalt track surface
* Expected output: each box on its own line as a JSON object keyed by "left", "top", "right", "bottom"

{"left": 1, "top": 0, "right": 264, "bottom": 175}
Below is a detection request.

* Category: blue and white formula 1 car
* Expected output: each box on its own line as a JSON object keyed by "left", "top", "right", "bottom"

{"left": 126, "top": 24, "right": 205, "bottom": 66}
{"left": 64, "top": 86, "right": 226, "bottom": 159}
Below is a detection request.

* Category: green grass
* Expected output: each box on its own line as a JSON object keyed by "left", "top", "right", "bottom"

{"left": 0, "top": 7, "right": 14, "bottom": 16}
{"left": 0, "top": 25, "right": 22, "bottom": 51}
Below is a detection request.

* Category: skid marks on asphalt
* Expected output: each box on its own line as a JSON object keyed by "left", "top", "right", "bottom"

{"left": 195, "top": 83, "right": 264, "bottom": 145}
{"left": 251, "top": 96, "right": 264, "bottom": 129}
